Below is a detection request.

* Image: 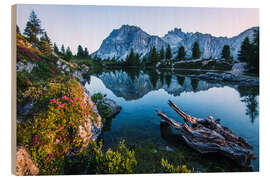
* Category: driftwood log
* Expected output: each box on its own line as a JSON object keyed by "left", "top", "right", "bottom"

{"left": 156, "top": 100, "right": 255, "bottom": 167}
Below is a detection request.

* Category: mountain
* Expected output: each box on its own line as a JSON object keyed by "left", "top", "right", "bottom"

{"left": 92, "top": 25, "right": 258, "bottom": 61}
{"left": 162, "top": 27, "right": 258, "bottom": 60}
{"left": 92, "top": 25, "right": 167, "bottom": 60}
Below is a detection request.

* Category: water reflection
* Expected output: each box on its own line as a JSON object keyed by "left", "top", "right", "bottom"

{"left": 86, "top": 68, "right": 259, "bottom": 171}
{"left": 238, "top": 86, "right": 259, "bottom": 123}
{"left": 92, "top": 69, "right": 259, "bottom": 124}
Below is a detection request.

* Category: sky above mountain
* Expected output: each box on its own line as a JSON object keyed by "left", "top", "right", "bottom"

{"left": 16, "top": 4, "right": 259, "bottom": 54}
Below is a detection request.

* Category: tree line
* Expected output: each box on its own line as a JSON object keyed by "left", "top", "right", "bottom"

{"left": 20, "top": 10, "right": 93, "bottom": 61}
{"left": 21, "top": 10, "right": 259, "bottom": 73}
{"left": 121, "top": 31, "right": 259, "bottom": 73}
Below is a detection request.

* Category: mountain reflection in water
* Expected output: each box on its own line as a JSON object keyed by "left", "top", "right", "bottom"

{"left": 85, "top": 68, "right": 259, "bottom": 171}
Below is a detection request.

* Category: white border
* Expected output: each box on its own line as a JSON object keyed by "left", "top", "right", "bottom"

{"left": 1, "top": 0, "right": 270, "bottom": 179}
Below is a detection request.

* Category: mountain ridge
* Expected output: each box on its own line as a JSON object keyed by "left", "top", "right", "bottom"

{"left": 92, "top": 25, "right": 258, "bottom": 61}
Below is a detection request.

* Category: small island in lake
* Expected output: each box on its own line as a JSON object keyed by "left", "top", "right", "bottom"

{"left": 14, "top": 5, "right": 259, "bottom": 175}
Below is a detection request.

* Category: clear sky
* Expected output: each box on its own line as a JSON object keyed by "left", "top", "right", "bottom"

{"left": 16, "top": 4, "right": 259, "bottom": 54}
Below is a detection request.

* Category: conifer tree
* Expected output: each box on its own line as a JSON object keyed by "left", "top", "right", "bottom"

{"left": 61, "top": 44, "right": 65, "bottom": 55}
{"left": 165, "top": 44, "right": 172, "bottom": 60}
{"left": 149, "top": 46, "right": 159, "bottom": 65}
{"left": 192, "top": 42, "right": 201, "bottom": 59}
{"left": 84, "top": 47, "right": 89, "bottom": 58}
{"left": 250, "top": 29, "right": 259, "bottom": 72}
{"left": 221, "top": 45, "right": 231, "bottom": 60}
{"left": 39, "top": 32, "right": 52, "bottom": 55}
{"left": 53, "top": 43, "right": 59, "bottom": 54}
{"left": 177, "top": 46, "right": 186, "bottom": 60}
{"left": 65, "top": 46, "right": 73, "bottom": 60}
{"left": 126, "top": 48, "right": 137, "bottom": 66}
{"left": 77, "top": 45, "right": 84, "bottom": 58}
{"left": 159, "top": 45, "right": 165, "bottom": 60}
{"left": 23, "top": 10, "right": 43, "bottom": 45}
{"left": 238, "top": 37, "right": 251, "bottom": 63}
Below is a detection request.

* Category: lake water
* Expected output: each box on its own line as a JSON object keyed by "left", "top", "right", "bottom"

{"left": 85, "top": 68, "right": 259, "bottom": 171}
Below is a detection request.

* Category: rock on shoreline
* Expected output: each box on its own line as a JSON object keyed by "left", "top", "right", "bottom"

{"left": 189, "top": 72, "right": 259, "bottom": 86}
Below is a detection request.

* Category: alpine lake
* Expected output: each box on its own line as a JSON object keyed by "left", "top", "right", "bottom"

{"left": 84, "top": 68, "right": 259, "bottom": 172}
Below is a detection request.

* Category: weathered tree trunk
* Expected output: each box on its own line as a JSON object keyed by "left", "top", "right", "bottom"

{"left": 156, "top": 100, "right": 255, "bottom": 167}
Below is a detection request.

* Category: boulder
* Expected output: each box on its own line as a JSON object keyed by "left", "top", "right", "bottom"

{"left": 16, "top": 147, "right": 39, "bottom": 176}
{"left": 16, "top": 62, "right": 37, "bottom": 73}
{"left": 103, "top": 98, "right": 122, "bottom": 118}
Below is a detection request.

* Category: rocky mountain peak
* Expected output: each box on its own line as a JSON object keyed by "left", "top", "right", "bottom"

{"left": 92, "top": 25, "right": 258, "bottom": 61}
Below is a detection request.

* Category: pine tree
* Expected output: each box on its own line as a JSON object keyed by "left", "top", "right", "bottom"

{"left": 84, "top": 47, "right": 89, "bottom": 58}
{"left": 135, "top": 53, "right": 140, "bottom": 65}
{"left": 77, "top": 45, "right": 84, "bottom": 58}
{"left": 23, "top": 10, "right": 43, "bottom": 45}
{"left": 221, "top": 45, "right": 231, "bottom": 60}
{"left": 238, "top": 37, "right": 251, "bottom": 63}
{"left": 159, "top": 45, "right": 165, "bottom": 61}
{"left": 177, "top": 46, "right": 186, "bottom": 60}
{"left": 126, "top": 48, "right": 135, "bottom": 66}
{"left": 65, "top": 46, "right": 73, "bottom": 60}
{"left": 192, "top": 42, "right": 201, "bottom": 59}
{"left": 149, "top": 46, "right": 159, "bottom": 66}
{"left": 53, "top": 43, "right": 59, "bottom": 54}
{"left": 142, "top": 55, "right": 147, "bottom": 66}
{"left": 165, "top": 45, "right": 172, "bottom": 60}
{"left": 61, "top": 44, "right": 65, "bottom": 55}
{"left": 39, "top": 32, "right": 52, "bottom": 55}
{"left": 250, "top": 29, "right": 259, "bottom": 73}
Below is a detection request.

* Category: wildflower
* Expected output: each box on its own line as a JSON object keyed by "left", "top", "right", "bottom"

{"left": 49, "top": 68, "right": 56, "bottom": 74}
{"left": 58, "top": 126, "right": 64, "bottom": 131}
{"left": 69, "top": 100, "right": 73, "bottom": 103}
{"left": 71, "top": 104, "right": 74, "bottom": 107}
{"left": 62, "top": 96, "right": 69, "bottom": 100}
{"left": 32, "top": 135, "right": 38, "bottom": 146}
{"left": 49, "top": 154, "right": 54, "bottom": 160}
{"left": 39, "top": 141, "right": 44, "bottom": 147}
{"left": 50, "top": 98, "right": 56, "bottom": 102}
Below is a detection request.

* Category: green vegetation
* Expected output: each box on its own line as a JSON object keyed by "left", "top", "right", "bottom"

{"left": 166, "top": 44, "right": 172, "bottom": 61}
{"left": 192, "top": 42, "right": 201, "bottom": 59}
{"left": 149, "top": 46, "right": 159, "bottom": 66}
{"left": 221, "top": 45, "right": 232, "bottom": 61}
{"left": 91, "top": 93, "right": 111, "bottom": 118}
{"left": 238, "top": 29, "right": 259, "bottom": 73}
{"left": 23, "top": 10, "right": 43, "bottom": 46}
{"left": 159, "top": 45, "right": 165, "bottom": 61}
{"left": 177, "top": 46, "right": 186, "bottom": 60}
{"left": 161, "top": 158, "right": 191, "bottom": 173}
{"left": 125, "top": 48, "right": 140, "bottom": 66}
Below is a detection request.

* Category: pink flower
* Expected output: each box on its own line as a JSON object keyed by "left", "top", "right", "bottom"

{"left": 62, "top": 96, "right": 69, "bottom": 100}
{"left": 58, "top": 126, "right": 64, "bottom": 131}
{"left": 32, "top": 135, "right": 38, "bottom": 146}
{"left": 50, "top": 98, "right": 56, "bottom": 102}
{"left": 71, "top": 104, "right": 74, "bottom": 107}
{"left": 39, "top": 141, "right": 44, "bottom": 147}
{"left": 49, "top": 154, "right": 54, "bottom": 160}
{"left": 57, "top": 104, "right": 62, "bottom": 107}
{"left": 69, "top": 100, "right": 73, "bottom": 103}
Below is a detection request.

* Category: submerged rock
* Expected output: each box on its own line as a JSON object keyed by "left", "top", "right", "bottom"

{"left": 103, "top": 98, "right": 122, "bottom": 118}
